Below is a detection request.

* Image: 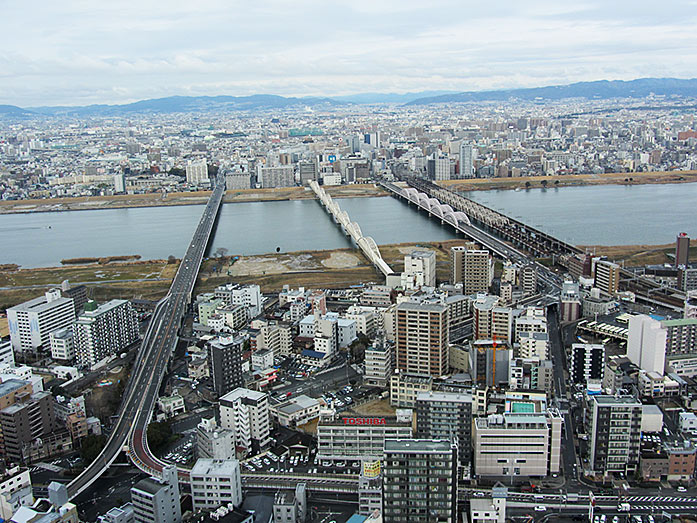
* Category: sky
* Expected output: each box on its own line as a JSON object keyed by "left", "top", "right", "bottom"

{"left": 2, "top": 0, "right": 697, "bottom": 107}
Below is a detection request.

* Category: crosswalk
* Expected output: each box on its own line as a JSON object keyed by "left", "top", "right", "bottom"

{"left": 630, "top": 505, "right": 697, "bottom": 511}
{"left": 625, "top": 496, "right": 697, "bottom": 503}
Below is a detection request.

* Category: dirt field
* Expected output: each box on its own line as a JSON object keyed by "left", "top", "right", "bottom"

{"left": 0, "top": 184, "right": 387, "bottom": 215}
{"left": 351, "top": 399, "right": 396, "bottom": 417}
{"left": 578, "top": 241, "right": 696, "bottom": 267}
{"left": 440, "top": 170, "right": 697, "bottom": 192}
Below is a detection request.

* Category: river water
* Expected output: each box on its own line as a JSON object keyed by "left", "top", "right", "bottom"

{"left": 1, "top": 182, "right": 694, "bottom": 268}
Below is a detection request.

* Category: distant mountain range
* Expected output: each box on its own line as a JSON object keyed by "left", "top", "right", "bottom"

{"left": 2, "top": 78, "right": 697, "bottom": 117}
{"left": 405, "top": 78, "right": 697, "bottom": 105}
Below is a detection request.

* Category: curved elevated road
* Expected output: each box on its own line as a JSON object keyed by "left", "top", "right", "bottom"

{"left": 68, "top": 173, "right": 225, "bottom": 498}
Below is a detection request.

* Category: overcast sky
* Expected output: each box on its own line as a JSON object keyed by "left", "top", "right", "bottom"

{"left": 2, "top": 0, "right": 697, "bottom": 106}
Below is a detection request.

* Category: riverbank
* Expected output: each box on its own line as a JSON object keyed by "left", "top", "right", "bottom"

{"left": 577, "top": 241, "right": 696, "bottom": 267}
{"left": 0, "top": 183, "right": 387, "bottom": 214}
{"left": 440, "top": 170, "right": 697, "bottom": 192}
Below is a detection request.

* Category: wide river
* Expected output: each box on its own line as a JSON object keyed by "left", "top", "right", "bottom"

{"left": 1, "top": 182, "right": 695, "bottom": 268}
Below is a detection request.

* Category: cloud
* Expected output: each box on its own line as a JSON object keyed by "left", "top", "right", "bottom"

{"left": 1, "top": 0, "right": 696, "bottom": 105}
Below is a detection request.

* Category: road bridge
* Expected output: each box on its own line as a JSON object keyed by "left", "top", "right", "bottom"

{"left": 68, "top": 172, "right": 226, "bottom": 498}
{"left": 310, "top": 181, "right": 394, "bottom": 276}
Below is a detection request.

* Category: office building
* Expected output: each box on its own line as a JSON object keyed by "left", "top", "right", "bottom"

{"left": 594, "top": 260, "right": 621, "bottom": 295}
{"left": 131, "top": 465, "right": 181, "bottom": 523}
{"left": 451, "top": 246, "right": 492, "bottom": 293}
{"left": 0, "top": 391, "right": 56, "bottom": 462}
{"left": 402, "top": 250, "right": 436, "bottom": 289}
{"left": 73, "top": 300, "right": 139, "bottom": 369}
{"left": 50, "top": 327, "right": 75, "bottom": 362}
{"left": 382, "top": 439, "right": 457, "bottom": 523}
{"left": 586, "top": 395, "right": 642, "bottom": 476}
{"left": 415, "top": 391, "right": 473, "bottom": 466}
{"left": 219, "top": 388, "right": 271, "bottom": 453}
{"left": 190, "top": 458, "right": 242, "bottom": 513}
{"left": 7, "top": 290, "right": 76, "bottom": 352}
{"left": 459, "top": 143, "right": 474, "bottom": 178}
{"left": 196, "top": 418, "right": 236, "bottom": 461}
{"left": 472, "top": 410, "right": 562, "bottom": 477}
{"left": 186, "top": 159, "right": 208, "bottom": 185}
{"left": 259, "top": 166, "right": 294, "bottom": 188}
{"left": 317, "top": 416, "right": 413, "bottom": 464}
{"left": 570, "top": 343, "right": 605, "bottom": 385}
{"left": 208, "top": 335, "right": 244, "bottom": 396}
{"left": 395, "top": 302, "right": 449, "bottom": 378}
{"left": 676, "top": 232, "right": 690, "bottom": 268}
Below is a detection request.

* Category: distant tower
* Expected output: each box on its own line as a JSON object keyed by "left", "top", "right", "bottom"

{"left": 676, "top": 233, "right": 690, "bottom": 267}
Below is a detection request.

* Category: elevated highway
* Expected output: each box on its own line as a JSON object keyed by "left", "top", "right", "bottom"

{"left": 68, "top": 172, "right": 226, "bottom": 498}
{"left": 310, "top": 181, "right": 394, "bottom": 276}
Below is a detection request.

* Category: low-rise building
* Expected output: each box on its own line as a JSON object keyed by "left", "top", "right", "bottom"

{"left": 271, "top": 395, "right": 321, "bottom": 428}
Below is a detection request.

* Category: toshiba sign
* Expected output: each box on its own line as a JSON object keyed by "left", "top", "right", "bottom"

{"left": 343, "top": 417, "right": 386, "bottom": 426}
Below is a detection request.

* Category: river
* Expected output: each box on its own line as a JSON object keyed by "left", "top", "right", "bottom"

{"left": 1, "top": 182, "right": 694, "bottom": 268}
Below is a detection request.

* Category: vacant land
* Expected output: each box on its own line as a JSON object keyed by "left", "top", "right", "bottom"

{"left": 0, "top": 184, "right": 387, "bottom": 214}
{"left": 351, "top": 399, "right": 396, "bottom": 417}
{"left": 440, "top": 170, "right": 697, "bottom": 192}
{"left": 578, "top": 241, "right": 696, "bottom": 267}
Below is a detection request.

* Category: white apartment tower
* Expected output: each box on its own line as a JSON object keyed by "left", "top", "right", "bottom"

{"left": 186, "top": 159, "right": 209, "bottom": 185}
{"left": 219, "top": 388, "right": 272, "bottom": 453}
{"left": 7, "top": 290, "right": 76, "bottom": 352}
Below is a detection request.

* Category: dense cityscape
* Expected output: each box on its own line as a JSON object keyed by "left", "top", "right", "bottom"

{"left": 2, "top": 2, "right": 697, "bottom": 523}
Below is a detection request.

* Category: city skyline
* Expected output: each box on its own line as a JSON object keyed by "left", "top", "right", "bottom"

{"left": 3, "top": 0, "right": 697, "bottom": 106}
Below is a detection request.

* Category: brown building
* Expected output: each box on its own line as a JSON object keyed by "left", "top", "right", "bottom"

{"left": 640, "top": 450, "right": 669, "bottom": 482}
{"left": 396, "top": 302, "right": 449, "bottom": 377}
{"left": 667, "top": 443, "right": 697, "bottom": 481}
{"left": 676, "top": 233, "right": 690, "bottom": 268}
{"left": 0, "top": 380, "right": 34, "bottom": 411}
{"left": 66, "top": 412, "right": 88, "bottom": 442}
{"left": 0, "top": 391, "right": 56, "bottom": 463}
{"left": 594, "top": 260, "right": 621, "bottom": 295}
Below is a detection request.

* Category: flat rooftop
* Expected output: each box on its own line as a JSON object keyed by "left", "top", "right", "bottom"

{"left": 384, "top": 439, "right": 452, "bottom": 454}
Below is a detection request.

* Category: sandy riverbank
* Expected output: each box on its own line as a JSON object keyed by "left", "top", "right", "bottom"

{"left": 0, "top": 183, "right": 387, "bottom": 214}
{"left": 440, "top": 170, "right": 697, "bottom": 192}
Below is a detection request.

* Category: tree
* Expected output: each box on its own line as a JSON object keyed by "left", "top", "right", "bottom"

{"left": 147, "top": 421, "right": 173, "bottom": 452}
{"left": 541, "top": 180, "right": 548, "bottom": 188}
{"left": 214, "top": 247, "right": 229, "bottom": 258}
{"left": 167, "top": 255, "right": 177, "bottom": 264}
{"left": 525, "top": 181, "right": 531, "bottom": 188}
{"left": 80, "top": 434, "right": 107, "bottom": 465}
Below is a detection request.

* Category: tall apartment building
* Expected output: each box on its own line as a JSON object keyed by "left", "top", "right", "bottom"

{"left": 382, "top": 439, "right": 457, "bottom": 523}
{"left": 678, "top": 267, "right": 697, "bottom": 292}
{"left": 594, "top": 260, "right": 621, "bottom": 295}
{"left": 472, "top": 410, "right": 562, "bottom": 477}
{"left": 459, "top": 143, "right": 474, "bottom": 178}
{"left": 402, "top": 250, "right": 437, "bottom": 289}
{"left": 190, "top": 458, "right": 242, "bottom": 513}
{"left": 207, "top": 335, "right": 244, "bottom": 396}
{"left": 186, "top": 159, "right": 208, "bottom": 186}
{"left": 451, "top": 246, "right": 492, "bottom": 293}
{"left": 50, "top": 327, "right": 75, "bottom": 362}
{"left": 364, "top": 341, "right": 394, "bottom": 387}
{"left": 586, "top": 395, "right": 642, "bottom": 477}
{"left": 73, "top": 300, "right": 139, "bottom": 369}
{"left": 474, "top": 297, "right": 514, "bottom": 344}
{"left": 395, "top": 302, "right": 449, "bottom": 377}
{"left": 570, "top": 343, "right": 605, "bottom": 385}
{"left": 520, "top": 264, "right": 537, "bottom": 295}
{"left": 0, "top": 391, "right": 55, "bottom": 462}
{"left": 259, "top": 166, "right": 295, "bottom": 188}
{"left": 298, "top": 160, "right": 318, "bottom": 184}
{"left": 60, "top": 280, "right": 88, "bottom": 315}
{"left": 252, "top": 319, "right": 293, "bottom": 357}
{"left": 415, "top": 391, "right": 473, "bottom": 466}
{"left": 627, "top": 315, "right": 667, "bottom": 373}
{"left": 224, "top": 170, "right": 252, "bottom": 190}
{"left": 676, "top": 232, "right": 690, "bottom": 267}
{"left": 214, "top": 283, "right": 263, "bottom": 318}
{"left": 427, "top": 154, "right": 450, "bottom": 181}
{"left": 7, "top": 290, "right": 76, "bottom": 352}
{"left": 219, "top": 388, "right": 271, "bottom": 454}
{"left": 130, "top": 465, "right": 181, "bottom": 523}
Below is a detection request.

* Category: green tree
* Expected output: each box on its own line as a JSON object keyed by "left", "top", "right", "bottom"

{"left": 80, "top": 434, "right": 107, "bottom": 465}
{"left": 147, "top": 421, "right": 173, "bottom": 452}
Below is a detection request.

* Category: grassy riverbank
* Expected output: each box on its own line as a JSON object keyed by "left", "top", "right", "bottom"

{"left": 0, "top": 183, "right": 387, "bottom": 215}
{"left": 440, "top": 170, "right": 697, "bottom": 192}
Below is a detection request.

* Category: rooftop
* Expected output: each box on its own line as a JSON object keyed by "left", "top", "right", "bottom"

{"left": 384, "top": 438, "right": 453, "bottom": 454}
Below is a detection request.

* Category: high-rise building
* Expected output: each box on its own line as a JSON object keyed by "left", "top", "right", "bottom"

{"left": 186, "top": 159, "right": 209, "bottom": 186}
{"left": 427, "top": 154, "right": 450, "bottom": 181}
{"left": 207, "top": 335, "right": 244, "bottom": 396}
{"left": 402, "top": 250, "right": 436, "bottom": 289}
{"left": 677, "top": 267, "right": 697, "bottom": 292}
{"left": 676, "top": 232, "right": 690, "bottom": 268}
{"left": 364, "top": 341, "right": 394, "bottom": 388}
{"left": 560, "top": 280, "right": 582, "bottom": 322}
{"left": 586, "top": 395, "right": 642, "bottom": 477}
{"left": 113, "top": 173, "right": 126, "bottom": 193}
{"left": 594, "top": 260, "right": 621, "bottom": 295}
{"left": 520, "top": 264, "right": 537, "bottom": 295}
{"left": 0, "top": 391, "right": 56, "bottom": 462}
{"left": 395, "top": 302, "right": 449, "bottom": 377}
{"left": 130, "top": 465, "right": 181, "bottom": 523}
{"left": 297, "top": 160, "right": 318, "bottom": 185}
{"left": 570, "top": 343, "right": 605, "bottom": 385}
{"left": 259, "top": 166, "right": 295, "bottom": 188}
{"left": 451, "top": 246, "right": 492, "bottom": 294}
{"left": 7, "top": 290, "right": 76, "bottom": 352}
{"left": 382, "top": 439, "right": 457, "bottom": 523}
{"left": 190, "top": 458, "right": 242, "bottom": 513}
{"left": 219, "top": 388, "right": 271, "bottom": 453}
{"left": 627, "top": 315, "right": 667, "bottom": 373}
{"left": 459, "top": 143, "right": 474, "bottom": 178}
{"left": 73, "top": 300, "right": 139, "bottom": 369}
{"left": 196, "top": 418, "right": 236, "bottom": 461}
{"left": 415, "top": 391, "right": 473, "bottom": 467}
